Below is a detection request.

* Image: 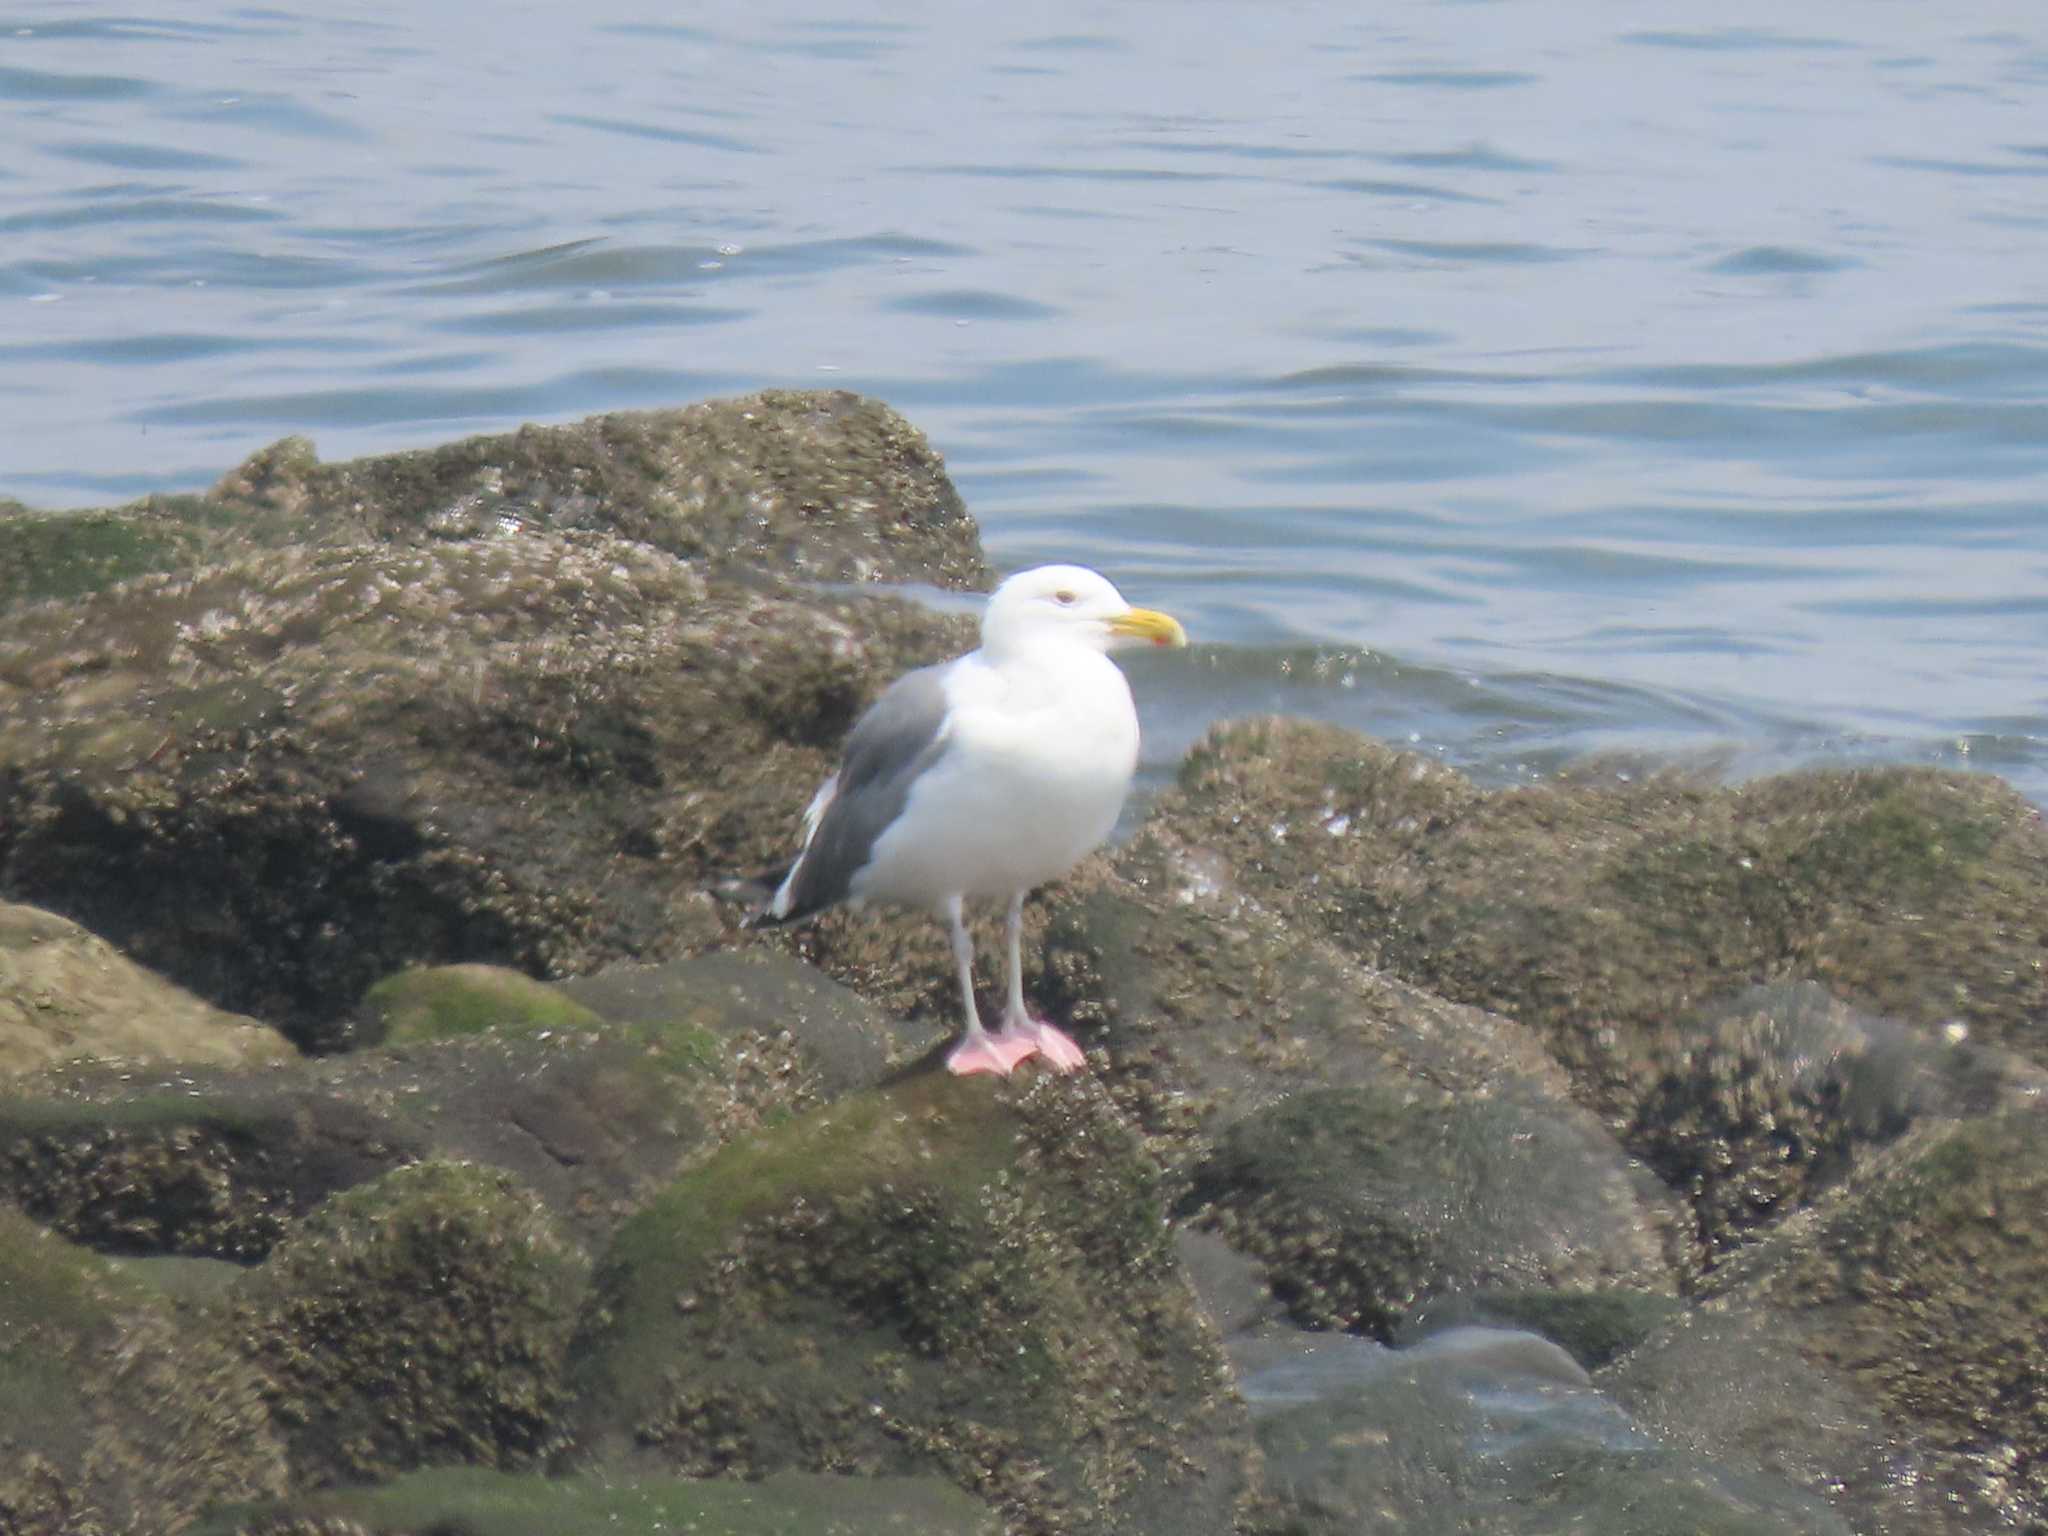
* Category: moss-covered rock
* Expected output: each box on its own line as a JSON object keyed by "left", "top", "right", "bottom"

{"left": 558, "top": 948, "right": 946, "bottom": 1098}
{"left": 0, "top": 533, "right": 970, "bottom": 1050}
{"left": 1616, "top": 981, "right": 2040, "bottom": 1258}
{"left": 190, "top": 1464, "right": 1000, "bottom": 1536}
{"left": 0, "top": 496, "right": 224, "bottom": 613}
{"left": 0, "top": 1082, "right": 411, "bottom": 1260}
{"left": 1607, "top": 1110, "right": 2048, "bottom": 1534}
{"left": 0, "top": 391, "right": 988, "bottom": 615}
{"left": 1753, "top": 1111, "right": 2048, "bottom": 1527}
{"left": 361, "top": 962, "right": 606, "bottom": 1046}
{"left": 2, "top": 996, "right": 750, "bottom": 1261}
{"left": 569, "top": 1069, "right": 1255, "bottom": 1536}
{"left": 0, "top": 1205, "right": 288, "bottom": 1533}
{"left": 1030, "top": 830, "right": 1594, "bottom": 1145}
{"left": 1177, "top": 1086, "right": 1678, "bottom": 1339}
{"left": 230, "top": 1160, "right": 592, "bottom": 1487}
{"left": 0, "top": 900, "right": 295, "bottom": 1077}
{"left": 1152, "top": 718, "right": 2048, "bottom": 1253}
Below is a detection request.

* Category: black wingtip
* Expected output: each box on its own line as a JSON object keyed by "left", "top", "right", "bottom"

{"left": 715, "top": 864, "right": 794, "bottom": 929}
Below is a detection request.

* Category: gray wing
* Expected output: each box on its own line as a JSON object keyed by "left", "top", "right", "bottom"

{"left": 766, "top": 662, "right": 956, "bottom": 921}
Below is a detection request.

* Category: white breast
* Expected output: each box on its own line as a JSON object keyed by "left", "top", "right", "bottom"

{"left": 851, "top": 645, "right": 1140, "bottom": 908}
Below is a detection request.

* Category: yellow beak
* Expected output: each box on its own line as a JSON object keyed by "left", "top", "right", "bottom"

{"left": 1107, "top": 606, "right": 1189, "bottom": 649}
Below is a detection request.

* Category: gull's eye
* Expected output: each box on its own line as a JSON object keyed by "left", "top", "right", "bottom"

{"left": 1053, "top": 589, "right": 1077, "bottom": 606}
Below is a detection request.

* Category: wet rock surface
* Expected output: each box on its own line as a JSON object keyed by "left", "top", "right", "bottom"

{"left": 3, "top": 399, "right": 2045, "bottom": 1533}
{"left": 1152, "top": 718, "right": 2048, "bottom": 1248}
{"left": 191, "top": 1465, "right": 1001, "bottom": 1536}
{"left": 1177, "top": 1084, "right": 1678, "bottom": 1339}
{"left": 1607, "top": 1109, "right": 2048, "bottom": 1535}
{"left": 1240, "top": 1325, "right": 1857, "bottom": 1536}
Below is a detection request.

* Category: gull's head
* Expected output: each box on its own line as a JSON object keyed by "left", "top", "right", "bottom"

{"left": 981, "top": 563, "right": 1189, "bottom": 659}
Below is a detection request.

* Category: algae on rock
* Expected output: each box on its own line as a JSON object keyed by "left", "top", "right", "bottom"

{"left": 570, "top": 1069, "right": 1255, "bottom": 1536}
{"left": 0, "top": 533, "right": 970, "bottom": 1050}
{"left": 360, "top": 962, "right": 607, "bottom": 1047}
{"left": 0, "top": 1205, "right": 288, "bottom": 1534}
{"left": 230, "top": 1159, "right": 592, "bottom": 1487}
{"left": 0, "top": 390, "right": 988, "bottom": 615}
{"left": 1606, "top": 1110, "right": 2048, "bottom": 1535}
{"left": 1151, "top": 716, "right": 2048, "bottom": 1256}
{"left": 1178, "top": 1085, "right": 1678, "bottom": 1339}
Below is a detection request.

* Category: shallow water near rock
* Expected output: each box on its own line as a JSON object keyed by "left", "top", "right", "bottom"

{"left": 1237, "top": 1324, "right": 1857, "bottom": 1532}
{"left": 5, "top": 1, "right": 2047, "bottom": 801}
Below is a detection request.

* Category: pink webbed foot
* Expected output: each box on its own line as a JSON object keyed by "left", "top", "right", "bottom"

{"left": 997, "top": 1017, "right": 1088, "bottom": 1074}
{"left": 946, "top": 1027, "right": 1040, "bottom": 1077}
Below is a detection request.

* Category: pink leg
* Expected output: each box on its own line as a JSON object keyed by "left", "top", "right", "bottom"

{"left": 992, "top": 892, "right": 1088, "bottom": 1073}
{"left": 941, "top": 896, "right": 1038, "bottom": 1076}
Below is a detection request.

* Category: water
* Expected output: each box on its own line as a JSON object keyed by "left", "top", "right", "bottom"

{"left": 5, "top": 2, "right": 2048, "bottom": 801}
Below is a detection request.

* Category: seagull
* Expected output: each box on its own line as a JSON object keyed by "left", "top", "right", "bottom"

{"left": 752, "top": 564, "right": 1187, "bottom": 1075}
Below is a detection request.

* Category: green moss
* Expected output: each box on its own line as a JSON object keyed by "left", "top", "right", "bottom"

{"left": 191, "top": 1464, "right": 1001, "bottom": 1536}
{"left": 0, "top": 1202, "right": 127, "bottom": 1338}
{"left": 575, "top": 1072, "right": 1252, "bottom": 1536}
{"left": 0, "top": 1091, "right": 273, "bottom": 1140}
{"left": 0, "top": 507, "right": 205, "bottom": 610}
{"left": 364, "top": 962, "right": 605, "bottom": 1046}
{"left": 1778, "top": 776, "right": 2000, "bottom": 895}
{"left": 594, "top": 1071, "right": 1025, "bottom": 1400}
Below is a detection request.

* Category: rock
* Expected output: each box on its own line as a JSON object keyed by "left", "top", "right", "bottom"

{"left": 568, "top": 1069, "right": 1256, "bottom": 1536}
{"left": 0, "top": 991, "right": 752, "bottom": 1257}
{"left": 228, "top": 1159, "right": 592, "bottom": 1488}
{"left": 0, "top": 900, "right": 295, "bottom": 1077}
{"left": 0, "top": 1073, "right": 414, "bottom": 1261}
{"left": 1618, "top": 980, "right": 2045, "bottom": 1260}
{"left": 1602, "top": 1302, "right": 1960, "bottom": 1536}
{"left": 1397, "top": 1287, "right": 1684, "bottom": 1372}
{"left": 1606, "top": 1110, "right": 2048, "bottom": 1534}
{"left": 1032, "top": 831, "right": 1589, "bottom": 1147}
{"left": 191, "top": 1464, "right": 1000, "bottom": 1536}
{"left": 558, "top": 948, "right": 945, "bottom": 1097}
{"left": 361, "top": 962, "right": 606, "bottom": 1046}
{"left": 0, "top": 534, "right": 970, "bottom": 1050}
{"left": 0, "top": 496, "right": 221, "bottom": 614}
{"left": 0, "top": 1204, "right": 288, "bottom": 1534}
{"left": 1241, "top": 1324, "right": 1852, "bottom": 1535}
{"left": 1010, "top": 829, "right": 1684, "bottom": 1332}
{"left": 0, "top": 391, "right": 989, "bottom": 614}
{"left": 1176, "top": 1085, "right": 1678, "bottom": 1339}
{"left": 1152, "top": 718, "right": 2048, "bottom": 1252}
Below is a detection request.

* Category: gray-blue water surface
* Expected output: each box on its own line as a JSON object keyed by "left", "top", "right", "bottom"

{"left": 6, "top": 2, "right": 2048, "bottom": 800}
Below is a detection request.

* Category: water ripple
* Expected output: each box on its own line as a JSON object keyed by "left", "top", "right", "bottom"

{"left": 550, "top": 115, "right": 760, "bottom": 153}
{"left": 1354, "top": 70, "right": 1540, "bottom": 89}
{"left": 0, "top": 63, "right": 156, "bottom": 100}
{"left": 1707, "top": 246, "right": 1856, "bottom": 275}
{"left": 6, "top": 0, "right": 2048, "bottom": 807}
